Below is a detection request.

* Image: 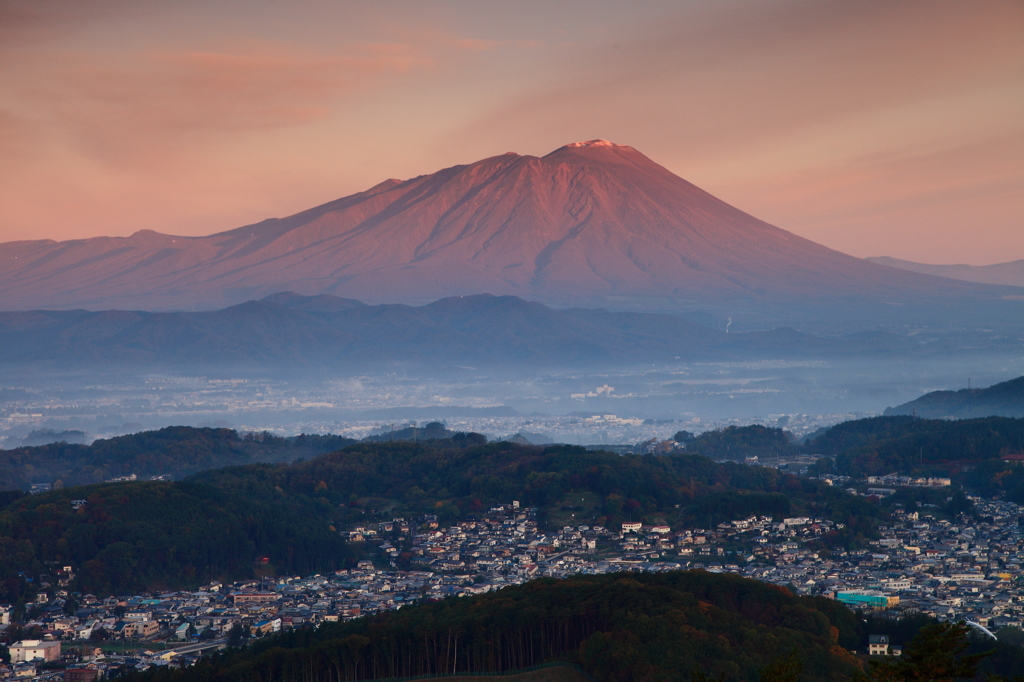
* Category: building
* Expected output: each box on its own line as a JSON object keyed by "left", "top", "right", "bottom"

{"left": 621, "top": 522, "right": 642, "bottom": 533}
{"left": 123, "top": 620, "right": 160, "bottom": 639}
{"left": 868, "top": 634, "right": 890, "bottom": 655}
{"left": 65, "top": 667, "right": 100, "bottom": 682}
{"left": 9, "top": 640, "right": 62, "bottom": 663}
{"left": 250, "top": 618, "right": 282, "bottom": 636}
{"left": 231, "top": 592, "right": 279, "bottom": 604}
{"left": 866, "top": 488, "right": 896, "bottom": 497}
{"left": 836, "top": 591, "right": 899, "bottom": 609}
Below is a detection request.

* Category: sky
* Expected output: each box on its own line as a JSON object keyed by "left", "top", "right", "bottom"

{"left": 0, "top": 0, "right": 1021, "bottom": 265}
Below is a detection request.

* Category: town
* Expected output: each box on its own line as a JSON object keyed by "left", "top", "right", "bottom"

{"left": 3, "top": 490, "right": 1022, "bottom": 679}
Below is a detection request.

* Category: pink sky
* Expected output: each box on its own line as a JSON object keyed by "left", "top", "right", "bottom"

{"left": 1, "top": 0, "right": 1021, "bottom": 265}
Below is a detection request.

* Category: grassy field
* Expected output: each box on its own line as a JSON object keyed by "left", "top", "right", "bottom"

{"left": 85, "top": 639, "right": 177, "bottom": 655}
{"left": 545, "top": 491, "right": 602, "bottom": 529}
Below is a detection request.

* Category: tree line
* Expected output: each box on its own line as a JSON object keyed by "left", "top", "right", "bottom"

{"left": 126, "top": 571, "right": 865, "bottom": 682}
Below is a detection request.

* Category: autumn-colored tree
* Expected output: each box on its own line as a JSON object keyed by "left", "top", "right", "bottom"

{"left": 760, "top": 649, "right": 803, "bottom": 682}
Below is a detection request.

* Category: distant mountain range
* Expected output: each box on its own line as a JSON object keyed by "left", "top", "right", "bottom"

{"left": 885, "top": 375, "right": 1024, "bottom": 419}
{"left": 2, "top": 140, "right": 1020, "bottom": 330}
{"left": 0, "top": 292, "right": 982, "bottom": 373}
{"left": 867, "top": 257, "right": 1024, "bottom": 288}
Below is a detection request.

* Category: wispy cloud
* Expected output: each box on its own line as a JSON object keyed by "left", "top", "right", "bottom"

{"left": 449, "top": 38, "right": 539, "bottom": 51}
{"left": 0, "top": 0, "right": 131, "bottom": 48}
{"left": 5, "top": 40, "right": 430, "bottom": 167}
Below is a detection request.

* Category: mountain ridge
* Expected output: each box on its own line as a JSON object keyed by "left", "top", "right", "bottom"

{"left": 866, "top": 256, "right": 1024, "bottom": 288}
{"left": 2, "top": 141, "right": 1019, "bottom": 331}
{"left": 0, "top": 292, "right": 948, "bottom": 372}
{"left": 884, "top": 375, "right": 1024, "bottom": 419}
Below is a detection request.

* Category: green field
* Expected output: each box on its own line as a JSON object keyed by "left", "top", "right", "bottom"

{"left": 545, "top": 491, "right": 602, "bottom": 528}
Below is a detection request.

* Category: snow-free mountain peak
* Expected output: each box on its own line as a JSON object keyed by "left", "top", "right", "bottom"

{"left": 0, "top": 142, "right": 1017, "bottom": 328}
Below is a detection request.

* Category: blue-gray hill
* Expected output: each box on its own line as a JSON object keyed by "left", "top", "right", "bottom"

{"left": 884, "top": 376, "right": 1024, "bottom": 419}
{"left": 0, "top": 293, "right": 971, "bottom": 373}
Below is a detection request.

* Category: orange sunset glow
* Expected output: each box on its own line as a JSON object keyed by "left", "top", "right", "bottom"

{"left": 1, "top": 0, "right": 1021, "bottom": 265}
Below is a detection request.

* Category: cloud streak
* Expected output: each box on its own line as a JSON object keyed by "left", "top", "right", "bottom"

{"left": 5, "top": 41, "right": 429, "bottom": 168}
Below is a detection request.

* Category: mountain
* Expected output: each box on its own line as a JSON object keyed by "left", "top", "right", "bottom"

{"left": 2, "top": 141, "right": 1019, "bottom": 329}
{"left": 867, "top": 256, "right": 1024, "bottom": 288}
{"left": 884, "top": 375, "right": 1024, "bottom": 419}
{"left": 0, "top": 293, "right": 936, "bottom": 372}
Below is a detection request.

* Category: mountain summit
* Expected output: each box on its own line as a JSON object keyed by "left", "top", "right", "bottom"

{"left": 0, "top": 142, "right": 1016, "bottom": 324}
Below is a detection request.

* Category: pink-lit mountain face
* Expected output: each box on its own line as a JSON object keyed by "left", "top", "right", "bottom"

{"left": 0, "top": 140, "right": 1010, "bottom": 314}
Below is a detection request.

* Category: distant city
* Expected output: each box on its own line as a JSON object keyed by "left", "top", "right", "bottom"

{"left": 0, "top": 366, "right": 902, "bottom": 451}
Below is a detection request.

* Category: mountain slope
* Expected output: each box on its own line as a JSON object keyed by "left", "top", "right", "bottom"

{"left": 1, "top": 141, "right": 1017, "bottom": 326}
{"left": 884, "top": 376, "right": 1024, "bottom": 419}
{"left": 867, "top": 256, "right": 1024, "bottom": 287}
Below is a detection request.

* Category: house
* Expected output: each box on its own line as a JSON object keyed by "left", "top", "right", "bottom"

{"left": 65, "top": 667, "right": 100, "bottom": 682}
{"left": 250, "top": 618, "right": 282, "bottom": 636}
{"left": 231, "top": 592, "right": 278, "bottom": 605}
{"left": 868, "top": 634, "right": 890, "bottom": 656}
{"left": 9, "top": 639, "right": 62, "bottom": 663}
{"left": 123, "top": 620, "right": 160, "bottom": 639}
{"left": 11, "top": 663, "right": 37, "bottom": 678}
{"left": 621, "top": 522, "right": 642, "bottom": 533}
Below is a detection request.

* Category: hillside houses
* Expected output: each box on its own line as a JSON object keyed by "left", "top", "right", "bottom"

{"left": 2, "top": 496, "right": 1023, "bottom": 679}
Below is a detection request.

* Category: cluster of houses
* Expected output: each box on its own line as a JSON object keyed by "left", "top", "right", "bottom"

{"left": 740, "top": 496, "right": 1024, "bottom": 629}
{"left": 2, "top": 494, "right": 1022, "bottom": 678}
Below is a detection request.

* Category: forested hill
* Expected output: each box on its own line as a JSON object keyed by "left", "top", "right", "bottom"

{"left": 190, "top": 441, "right": 883, "bottom": 542}
{"left": 0, "top": 480, "right": 352, "bottom": 597}
{"left": 803, "top": 415, "right": 1024, "bottom": 502}
{"left": 683, "top": 424, "right": 800, "bottom": 461}
{"left": 129, "top": 571, "right": 865, "bottom": 682}
{"left": 884, "top": 375, "right": 1024, "bottom": 419}
{"left": 0, "top": 426, "right": 355, "bottom": 490}
{"left": 0, "top": 439, "right": 884, "bottom": 598}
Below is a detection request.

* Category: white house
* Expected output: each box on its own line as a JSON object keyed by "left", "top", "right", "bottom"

{"left": 10, "top": 640, "right": 62, "bottom": 663}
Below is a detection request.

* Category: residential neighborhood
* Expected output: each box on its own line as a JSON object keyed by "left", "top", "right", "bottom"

{"left": 3, "top": 495, "right": 1023, "bottom": 679}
